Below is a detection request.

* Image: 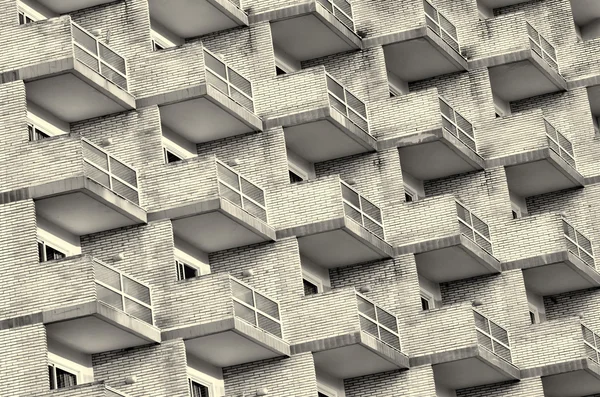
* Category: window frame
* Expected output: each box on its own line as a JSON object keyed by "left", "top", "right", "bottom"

{"left": 188, "top": 376, "right": 213, "bottom": 397}
{"left": 28, "top": 122, "right": 50, "bottom": 142}
{"left": 150, "top": 29, "right": 175, "bottom": 52}
{"left": 420, "top": 291, "right": 434, "bottom": 311}
{"left": 176, "top": 259, "right": 200, "bottom": 281}
{"left": 37, "top": 239, "right": 67, "bottom": 262}
{"left": 163, "top": 146, "right": 184, "bottom": 164}
{"left": 302, "top": 270, "right": 324, "bottom": 295}
{"left": 404, "top": 185, "right": 417, "bottom": 203}
{"left": 48, "top": 361, "right": 79, "bottom": 390}
{"left": 288, "top": 169, "right": 304, "bottom": 184}
{"left": 528, "top": 304, "right": 540, "bottom": 324}
{"left": 317, "top": 384, "right": 338, "bottom": 397}
{"left": 17, "top": 2, "right": 40, "bottom": 25}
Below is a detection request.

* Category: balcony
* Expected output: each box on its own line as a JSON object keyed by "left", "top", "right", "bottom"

{"left": 409, "top": 304, "right": 519, "bottom": 389}
{"left": 4, "top": 17, "right": 135, "bottom": 122}
{"left": 290, "top": 288, "right": 409, "bottom": 378}
{"left": 503, "top": 215, "right": 600, "bottom": 296}
{"left": 46, "top": 382, "right": 130, "bottom": 397}
{"left": 0, "top": 255, "right": 160, "bottom": 354}
{"left": 477, "top": 0, "right": 529, "bottom": 11}
{"left": 363, "top": 0, "right": 467, "bottom": 83}
{"left": 147, "top": 0, "right": 248, "bottom": 39}
{"left": 379, "top": 93, "right": 484, "bottom": 180}
{"left": 161, "top": 273, "right": 290, "bottom": 367}
{"left": 138, "top": 47, "right": 262, "bottom": 143}
{"left": 485, "top": 113, "right": 583, "bottom": 197}
{"left": 0, "top": 135, "right": 146, "bottom": 235}
{"left": 147, "top": 157, "right": 275, "bottom": 252}
{"left": 263, "top": 69, "right": 376, "bottom": 162}
{"left": 251, "top": 0, "right": 361, "bottom": 62}
{"left": 275, "top": 176, "right": 393, "bottom": 267}
{"left": 395, "top": 196, "right": 501, "bottom": 282}
{"left": 473, "top": 18, "right": 566, "bottom": 103}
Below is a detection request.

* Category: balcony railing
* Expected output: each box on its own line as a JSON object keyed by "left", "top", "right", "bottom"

{"left": 82, "top": 138, "right": 140, "bottom": 205}
{"left": 527, "top": 22, "right": 559, "bottom": 72}
{"left": 71, "top": 22, "right": 128, "bottom": 90}
{"left": 216, "top": 160, "right": 267, "bottom": 222}
{"left": 474, "top": 309, "right": 512, "bottom": 363}
{"left": 230, "top": 276, "right": 282, "bottom": 338}
{"left": 203, "top": 48, "right": 254, "bottom": 112}
{"left": 93, "top": 259, "right": 154, "bottom": 325}
{"left": 317, "top": 0, "right": 355, "bottom": 31}
{"left": 423, "top": 0, "right": 460, "bottom": 54}
{"left": 356, "top": 292, "right": 402, "bottom": 352}
{"left": 563, "top": 218, "right": 595, "bottom": 267}
{"left": 440, "top": 97, "right": 477, "bottom": 152}
{"left": 341, "top": 180, "right": 385, "bottom": 240}
{"left": 583, "top": 324, "right": 600, "bottom": 364}
{"left": 545, "top": 120, "right": 576, "bottom": 169}
{"left": 326, "top": 73, "right": 370, "bottom": 134}
{"left": 456, "top": 201, "right": 493, "bottom": 255}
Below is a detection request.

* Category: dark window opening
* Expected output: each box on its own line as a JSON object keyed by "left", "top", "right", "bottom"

{"left": 164, "top": 148, "right": 183, "bottom": 164}
{"left": 28, "top": 124, "right": 50, "bottom": 141}
{"left": 405, "top": 192, "right": 414, "bottom": 203}
{"left": 389, "top": 90, "right": 397, "bottom": 98}
{"left": 176, "top": 261, "right": 198, "bottom": 280}
{"left": 420, "top": 296, "right": 430, "bottom": 311}
{"left": 289, "top": 170, "right": 303, "bottom": 184}
{"left": 49, "top": 365, "right": 77, "bottom": 390}
{"left": 276, "top": 66, "right": 286, "bottom": 76}
{"left": 18, "top": 12, "right": 34, "bottom": 25}
{"left": 318, "top": 393, "right": 329, "bottom": 397}
{"left": 152, "top": 39, "right": 165, "bottom": 51}
{"left": 529, "top": 311, "right": 536, "bottom": 324}
{"left": 512, "top": 210, "right": 518, "bottom": 220}
{"left": 38, "top": 241, "right": 66, "bottom": 263}
{"left": 189, "top": 379, "right": 210, "bottom": 397}
{"left": 303, "top": 279, "right": 319, "bottom": 296}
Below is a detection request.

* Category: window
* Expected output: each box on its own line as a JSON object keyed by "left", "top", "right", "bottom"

{"left": 303, "top": 278, "right": 319, "bottom": 296}
{"left": 420, "top": 292, "right": 433, "bottom": 311}
{"left": 164, "top": 147, "right": 183, "bottom": 164}
{"left": 512, "top": 210, "right": 518, "bottom": 220}
{"left": 276, "top": 66, "right": 286, "bottom": 76}
{"left": 18, "top": 9, "right": 35, "bottom": 25}
{"left": 176, "top": 260, "right": 199, "bottom": 281}
{"left": 152, "top": 38, "right": 165, "bottom": 51}
{"left": 48, "top": 363, "right": 77, "bottom": 390}
{"left": 189, "top": 378, "right": 211, "bottom": 397}
{"left": 289, "top": 170, "right": 303, "bottom": 184}
{"left": 28, "top": 123, "right": 50, "bottom": 141}
{"left": 318, "top": 393, "right": 329, "bottom": 397}
{"left": 529, "top": 311, "right": 536, "bottom": 324}
{"left": 420, "top": 296, "right": 430, "bottom": 311}
{"left": 38, "top": 240, "right": 66, "bottom": 262}
{"left": 404, "top": 186, "right": 417, "bottom": 203}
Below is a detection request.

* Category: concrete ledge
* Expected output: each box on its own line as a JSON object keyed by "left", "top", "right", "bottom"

{"left": 209, "top": 0, "right": 249, "bottom": 27}
{"left": 233, "top": 317, "right": 291, "bottom": 356}
{"left": 568, "top": 73, "right": 600, "bottom": 90}
{"left": 520, "top": 358, "right": 600, "bottom": 379}
{"left": 0, "top": 176, "right": 147, "bottom": 224}
{"left": 136, "top": 84, "right": 209, "bottom": 108}
{"left": 277, "top": 217, "right": 346, "bottom": 239}
{"left": 343, "top": 217, "right": 394, "bottom": 258}
{"left": 360, "top": 331, "right": 410, "bottom": 369}
{"left": 249, "top": 1, "right": 361, "bottom": 50}
{"left": 378, "top": 127, "right": 485, "bottom": 170}
{"left": 72, "top": 61, "right": 136, "bottom": 110}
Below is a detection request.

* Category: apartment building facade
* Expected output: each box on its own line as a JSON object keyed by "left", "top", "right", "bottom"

{"left": 2, "top": 0, "right": 600, "bottom": 396}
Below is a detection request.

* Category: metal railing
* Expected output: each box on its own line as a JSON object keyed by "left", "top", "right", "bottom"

{"left": 583, "top": 324, "right": 600, "bottom": 364}
{"left": 474, "top": 309, "right": 512, "bottom": 363}
{"left": 71, "top": 22, "right": 128, "bottom": 91}
{"left": 203, "top": 48, "right": 254, "bottom": 112}
{"left": 356, "top": 292, "right": 402, "bottom": 352}
{"left": 82, "top": 138, "right": 140, "bottom": 205}
{"left": 317, "top": 0, "right": 355, "bottom": 31}
{"left": 563, "top": 218, "right": 595, "bottom": 267}
{"left": 423, "top": 0, "right": 460, "bottom": 54}
{"left": 217, "top": 160, "right": 268, "bottom": 222}
{"left": 456, "top": 201, "right": 493, "bottom": 255}
{"left": 230, "top": 276, "right": 282, "bottom": 338}
{"left": 545, "top": 120, "right": 576, "bottom": 169}
{"left": 440, "top": 97, "right": 477, "bottom": 152}
{"left": 326, "top": 73, "right": 370, "bottom": 134}
{"left": 93, "top": 259, "right": 153, "bottom": 325}
{"left": 341, "top": 180, "right": 385, "bottom": 240}
{"left": 527, "top": 22, "right": 559, "bottom": 72}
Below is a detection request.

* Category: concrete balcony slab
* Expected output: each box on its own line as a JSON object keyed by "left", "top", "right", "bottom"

{"left": 523, "top": 358, "right": 600, "bottom": 397}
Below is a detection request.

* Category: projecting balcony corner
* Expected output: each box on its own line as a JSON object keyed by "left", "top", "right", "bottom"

{"left": 363, "top": 0, "right": 467, "bottom": 83}
{"left": 4, "top": 16, "right": 135, "bottom": 122}
{"left": 395, "top": 196, "right": 500, "bottom": 282}
{"left": 263, "top": 69, "right": 376, "bottom": 162}
{"left": 0, "top": 136, "right": 146, "bottom": 235}
{"left": 275, "top": 176, "right": 393, "bottom": 267}
{"left": 408, "top": 304, "right": 519, "bottom": 389}
{"left": 147, "top": 157, "right": 274, "bottom": 252}
{"left": 502, "top": 215, "right": 600, "bottom": 295}
{"left": 160, "top": 273, "right": 289, "bottom": 367}
{"left": 485, "top": 115, "right": 583, "bottom": 197}
{"left": 43, "top": 381, "right": 132, "bottom": 397}
{"left": 136, "top": 47, "right": 262, "bottom": 143}
{"left": 289, "top": 288, "right": 408, "bottom": 378}
{"left": 251, "top": 0, "right": 361, "bottom": 61}
{"left": 148, "top": 0, "right": 248, "bottom": 39}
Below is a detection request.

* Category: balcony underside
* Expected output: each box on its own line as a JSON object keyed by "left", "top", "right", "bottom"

{"left": 0, "top": 176, "right": 146, "bottom": 235}
{"left": 20, "top": 60, "right": 135, "bottom": 123}
{"left": 36, "top": 0, "right": 116, "bottom": 13}
{"left": 44, "top": 300, "right": 160, "bottom": 354}
{"left": 587, "top": 84, "right": 600, "bottom": 120}
{"left": 277, "top": 217, "right": 393, "bottom": 268}
{"left": 292, "top": 331, "right": 409, "bottom": 379}
{"left": 163, "top": 317, "right": 290, "bottom": 367}
{"left": 571, "top": 1, "right": 600, "bottom": 33}
{"left": 139, "top": 84, "right": 262, "bottom": 143}
{"left": 256, "top": 2, "right": 361, "bottom": 61}
{"left": 523, "top": 358, "right": 600, "bottom": 397}
{"left": 503, "top": 251, "right": 600, "bottom": 295}
{"left": 370, "top": 27, "right": 467, "bottom": 83}
{"left": 148, "top": 0, "right": 248, "bottom": 38}
{"left": 479, "top": 0, "right": 529, "bottom": 8}
{"left": 483, "top": 51, "right": 567, "bottom": 103}
{"left": 488, "top": 149, "right": 584, "bottom": 197}
{"left": 266, "top": 108, "right": 376, "bottom": 163}
{"left": 382, "top": 128, "right": 484, "bottom": 180}
{"left": 396, "top": 234, "right": 501, "bottom": 283}
{"left": 148, "top": 197, "right": 275, "bottom": 253}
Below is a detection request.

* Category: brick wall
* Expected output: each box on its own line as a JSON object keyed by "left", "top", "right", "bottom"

{"left": 352, "top": 0, "right": 425, "bottom": 38}
{"left": 345, "top": 365, "right": 438, "bottom": 396}
{"left": 456, "top": 377, "right": 546, "bottom": 397}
